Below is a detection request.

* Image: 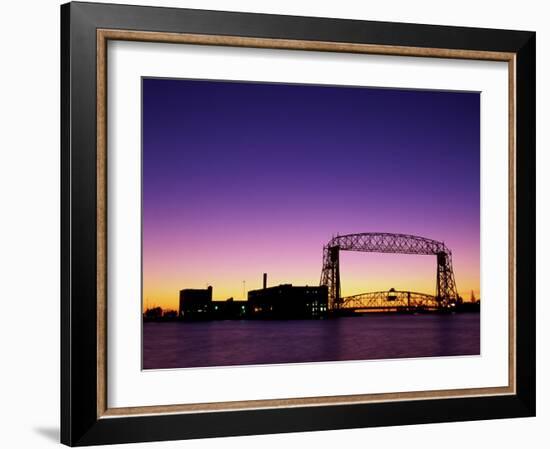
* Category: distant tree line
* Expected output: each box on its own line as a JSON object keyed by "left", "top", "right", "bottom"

{"left": 143, "top": 307, "right": 178, "bottom": 322}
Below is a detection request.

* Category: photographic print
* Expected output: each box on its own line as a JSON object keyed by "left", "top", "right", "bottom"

{"left": 142, "top": 78, "right": 481, "bottom": 370}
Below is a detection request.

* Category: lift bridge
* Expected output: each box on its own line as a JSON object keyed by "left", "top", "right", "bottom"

{"left": 320, "top": 232, "right": 460, "bottom": 312}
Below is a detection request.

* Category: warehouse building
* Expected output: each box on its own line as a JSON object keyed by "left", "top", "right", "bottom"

{"left": 211, "top": 298, "right": 249, "bottom": 320}
{"left": 248, "top": 274, "right": 328, "bottom": 319}
{"left": 179, "top": 286, "right": 213, "bottom": 319}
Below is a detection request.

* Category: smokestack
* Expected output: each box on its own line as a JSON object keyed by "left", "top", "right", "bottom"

{"left": 263, "top": 273, "right": 267, "bottom": 290}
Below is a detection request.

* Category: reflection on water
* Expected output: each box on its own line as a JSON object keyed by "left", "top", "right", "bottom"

{"left": 143, "top": 314, "right": 480, "bottom": 370}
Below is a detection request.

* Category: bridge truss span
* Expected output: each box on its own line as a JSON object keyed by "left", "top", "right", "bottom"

{"left": 341, "top": 290, "right": 438, "bottom": 311}
{"left": 320, "top": 232, "right": 460, "bottom": 310}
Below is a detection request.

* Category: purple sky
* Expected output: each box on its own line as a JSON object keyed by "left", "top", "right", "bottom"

{"left": 142, "top": 78, "right": 480, "bottom": 309}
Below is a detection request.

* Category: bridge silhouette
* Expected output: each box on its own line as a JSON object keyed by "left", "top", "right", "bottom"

{"left": 320, "top": 232, "right": 461, "bottom": 311}
{"left": 340, "top": 289, "right": 439, "bottom": 312}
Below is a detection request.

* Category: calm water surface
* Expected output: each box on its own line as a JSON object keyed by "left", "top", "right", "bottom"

{"left": 143, "top": 314, "right": 480, "bottom": 369}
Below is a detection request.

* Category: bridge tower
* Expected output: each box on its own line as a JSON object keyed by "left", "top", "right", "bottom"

{"left": 321, "top": 245, "right": 341, "bottom": 310}
{"left": 436, "top": 251, "right": 459, "bottom": 306}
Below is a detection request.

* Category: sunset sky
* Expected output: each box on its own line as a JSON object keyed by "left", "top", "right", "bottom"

{"left": 142, "top": 78, "right": 480, "bottom": 311}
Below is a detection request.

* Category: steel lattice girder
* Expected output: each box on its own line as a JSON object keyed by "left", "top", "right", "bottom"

{"left": 341, "top": 290, "right": 438, "bottom": 310}
{"left": 327, "top": 232, "right": 447, "bottom": 255}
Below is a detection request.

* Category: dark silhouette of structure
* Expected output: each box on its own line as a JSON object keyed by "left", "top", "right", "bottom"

{"left": 248, "top": 274, "right": 328, "bottom": 319}
{"left": 340, "top": 289, "right": 439, "bottom": 312}
{"left": 178, "top": 286, "right": 249, "bottom": 320}
{"left": 165, "top": 232, "right": 469, "bottom": 322}
{"left": 211, "top": 297, "right": 248, "bottom": 319}
{"left": 174, "top": 276, "right": 328, "bottom": 321}
{"left": 179, "top": 286, "right": 213, "bottom": 319}
{"left": 321, "top": 232, "right": 461, "bottom": 311}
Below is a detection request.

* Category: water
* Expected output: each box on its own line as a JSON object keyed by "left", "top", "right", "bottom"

{"left": 143, "top": 313, "right": 480, "bottom": 369}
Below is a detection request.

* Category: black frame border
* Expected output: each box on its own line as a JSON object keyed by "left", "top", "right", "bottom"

{"left": 61, "top": 2, "right": 535, "bottom": 446}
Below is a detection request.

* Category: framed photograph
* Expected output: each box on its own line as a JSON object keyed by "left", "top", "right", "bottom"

{"left": 61, "top": 1, "right": 535, "bottom": 446}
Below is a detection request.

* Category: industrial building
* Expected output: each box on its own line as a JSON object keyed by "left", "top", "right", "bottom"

{"left": 248, "top": 274, "right": 328, "bottom": 319}
{"left": 179, "top": 286, "right": 249, "bottom": 320}
{"left": 178, "top": 274, "right": 328, "bottom": 321}
{"left": 211, "top": 298, "right": 249, "bottom": 320}
{"left": 179, "top": 286, "right": 213, "bottom": 319}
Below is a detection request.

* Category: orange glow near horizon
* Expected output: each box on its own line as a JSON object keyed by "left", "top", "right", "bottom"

{"left": 142, "top": 251, "right": 480, "bottom": 312}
